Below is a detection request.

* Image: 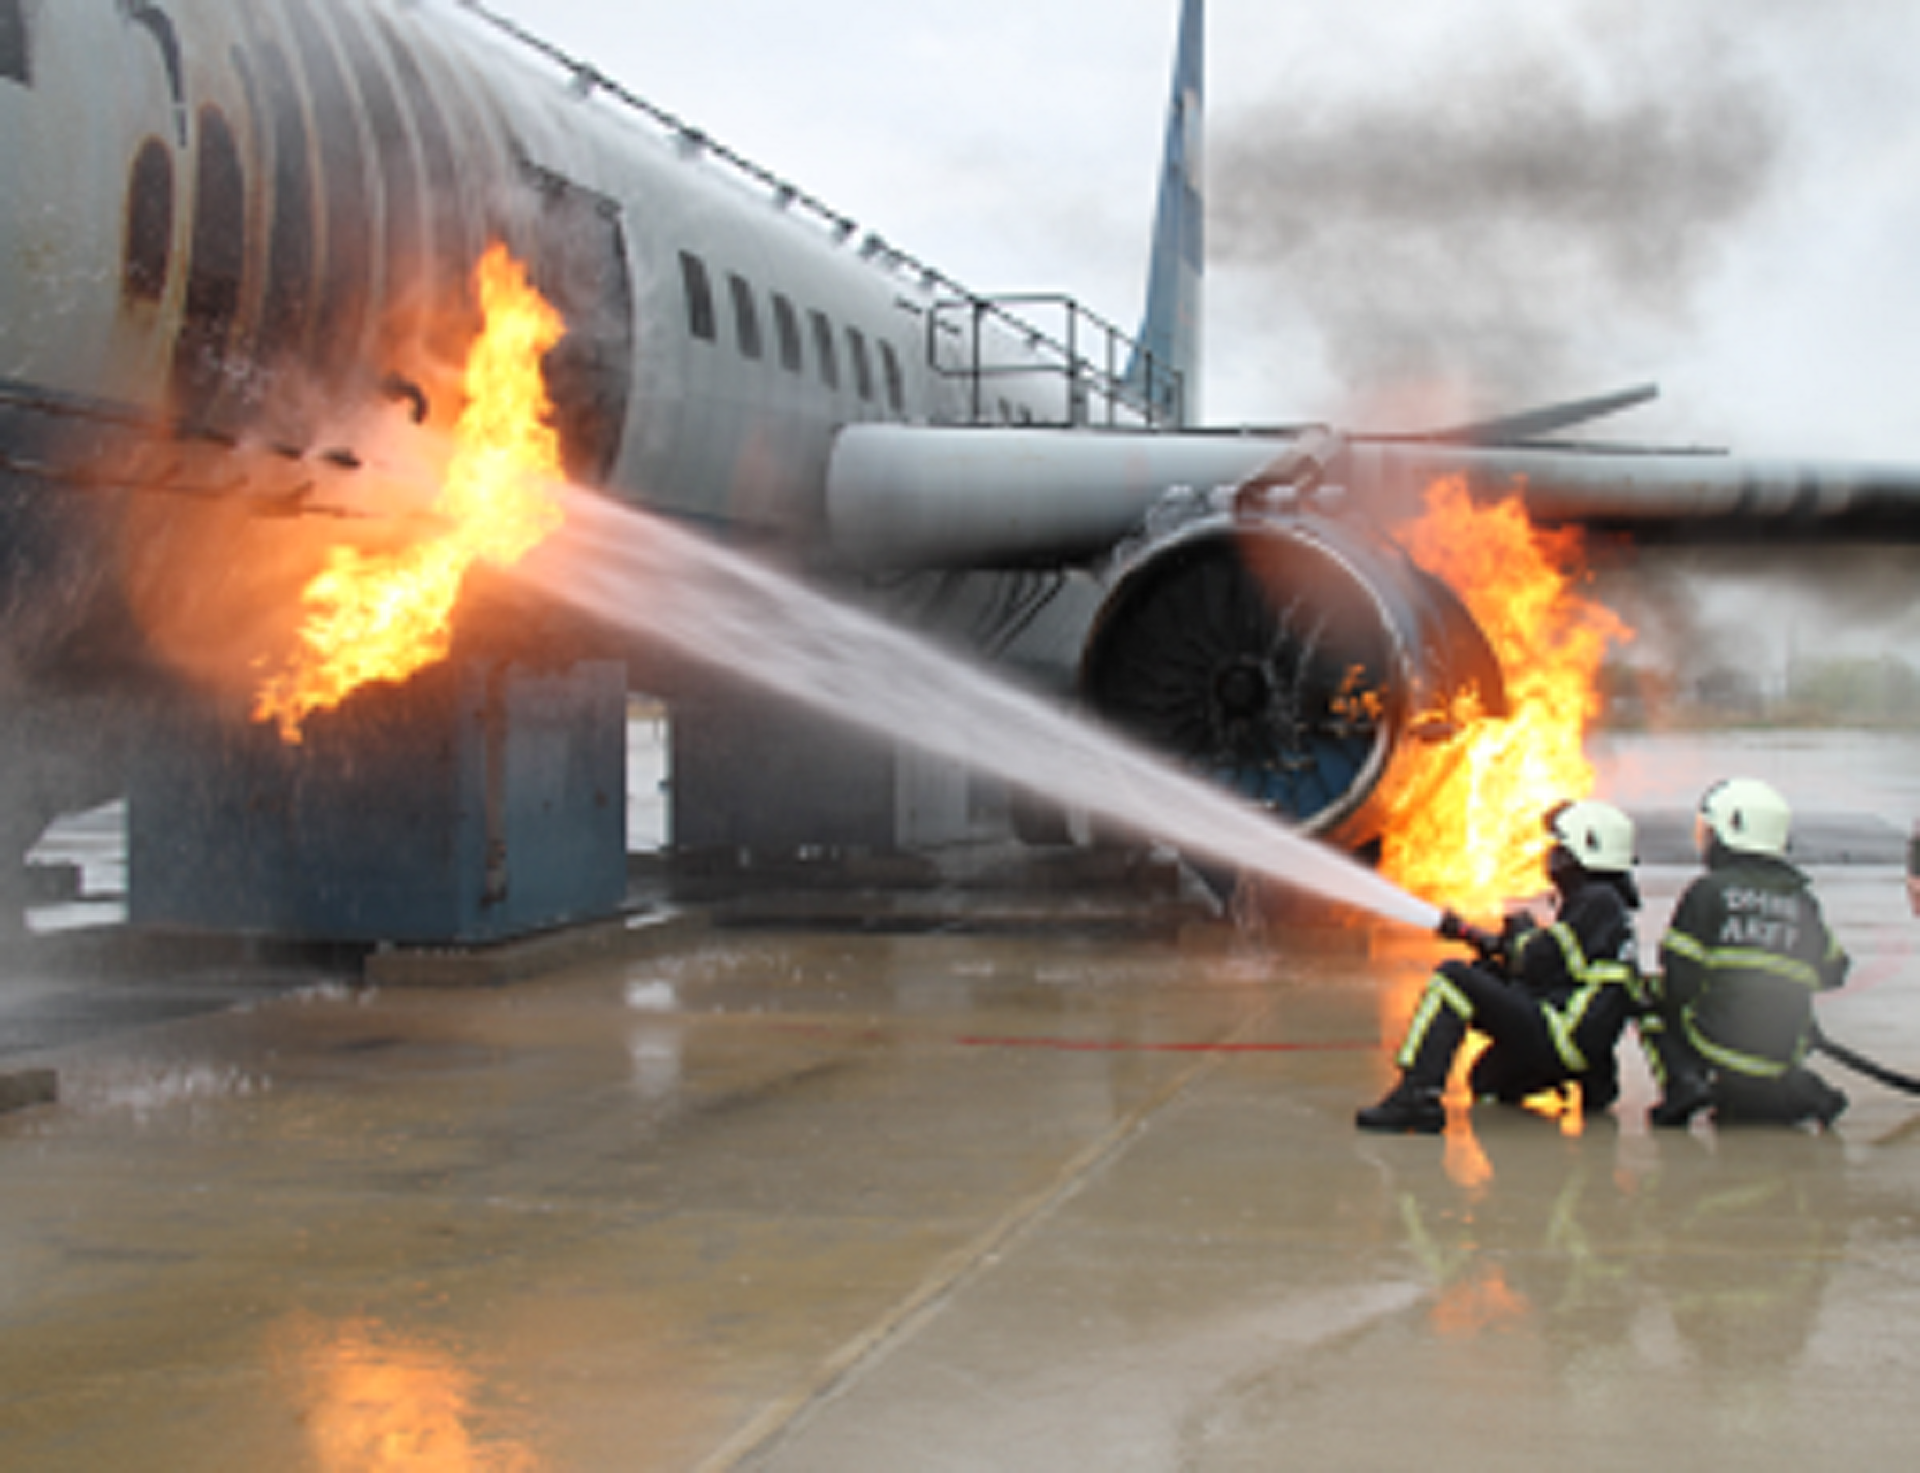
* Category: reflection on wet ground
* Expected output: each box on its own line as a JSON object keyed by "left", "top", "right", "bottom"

{"left": 2, "top": 730, "right": 1919, "bottom": 1469}
{"left": 0, "top": 858, "right": 1917, "bottom": 1470}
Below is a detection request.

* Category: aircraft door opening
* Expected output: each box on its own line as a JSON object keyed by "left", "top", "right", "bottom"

{"left": 518, "top": 162, "right": 634, "bottom": 490}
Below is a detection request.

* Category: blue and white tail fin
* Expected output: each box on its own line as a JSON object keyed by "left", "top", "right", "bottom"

{"left": 1127, "top": 0, "right": 1205, "bottom": 427}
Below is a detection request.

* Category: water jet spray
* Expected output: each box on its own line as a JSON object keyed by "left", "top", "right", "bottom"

{"left": 515, "top": 490, "right": 1444, "bottom": 932}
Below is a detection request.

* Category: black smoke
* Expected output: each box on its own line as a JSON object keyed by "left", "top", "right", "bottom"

{"left": 1211, "top": 5, "right": 1785, "bottom": 408}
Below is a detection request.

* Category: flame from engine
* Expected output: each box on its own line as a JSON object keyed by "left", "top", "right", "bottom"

{"left": 1377, "top": 476, "right": 1632, "bottom": 918}
{"left": 253, "top": 244, "right": 566, "bottom": 741}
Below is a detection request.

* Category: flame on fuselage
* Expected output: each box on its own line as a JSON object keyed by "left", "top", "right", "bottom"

{"left": 253, "top": 244, "right": 565, "bottom": 742}
{"left": 1377, "top": 476, "right": 1632, "bottom": 919}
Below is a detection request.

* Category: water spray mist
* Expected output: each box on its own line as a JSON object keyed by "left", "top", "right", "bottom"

{"left": 516, "top": 490, "right": 1442, "bottom": 932}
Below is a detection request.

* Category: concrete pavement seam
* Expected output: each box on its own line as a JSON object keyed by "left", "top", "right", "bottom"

{"left": 701, "top": 1000, "right": 1281, "bottom": 1471}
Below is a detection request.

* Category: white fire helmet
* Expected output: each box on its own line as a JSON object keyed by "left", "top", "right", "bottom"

{"left": 1547, "top": 800, "right": 1636, "bottom": 875}
{"left": 1697, "top": 777, "right": 1792, "bottom": 858}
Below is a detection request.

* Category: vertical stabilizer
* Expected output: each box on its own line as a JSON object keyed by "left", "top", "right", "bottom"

{"left": 1128, "top": 0, "right": 1204, "bottom": 426}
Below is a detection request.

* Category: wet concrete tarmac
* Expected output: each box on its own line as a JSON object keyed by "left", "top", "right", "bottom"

{"left": 2, "top": 845, "right": 1919, "bottom": 1471}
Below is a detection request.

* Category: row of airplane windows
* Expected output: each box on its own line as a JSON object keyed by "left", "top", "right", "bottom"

{"left": 679, "top": 250, "right": 908, "bottom": 415}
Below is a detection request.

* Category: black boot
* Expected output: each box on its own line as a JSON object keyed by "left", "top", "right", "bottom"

{"left": 1361, "top": 980, "right": 1465, "bottom": 1134}
{"left": 1642, "top": 1016, "right": 1713, "bottom": 1128}
{"left": 1649, "top": 1070, "right": 1713, "bottom": 1128}
{"left": 1787, "top": 1068, "right": 1849, "bottom": 1128}
{"left": 1578, "top": 1066, "right": 1619, "bottom": 1117}
{"left": 1356, "top": 1079, "right": 1446, "bottom": 1134}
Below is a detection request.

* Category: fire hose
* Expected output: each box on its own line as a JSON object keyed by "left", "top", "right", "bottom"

{"left": 1808, "top": 1023, "right": 1920, "bottom": 1096}
{"left": 1435, "top": 910, "right": 1920, "bottom": 1098}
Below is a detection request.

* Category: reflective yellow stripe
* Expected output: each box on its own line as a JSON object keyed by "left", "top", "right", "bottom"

{"left": 1435, "top": 974, "right": 1473, "bottom": 1019}
{"left": 1684, "top": 1019, "right": 1794, "bottom": 1079}
{"left": 1663, "top": 930, "right": 1709, "bottom": 965}
{"left": 1700, "top": 948, "right": 1822, "bottom": 991}
{"left": 1542, "top": 921, "right": 1637, "bottom": 1072}
{"left": 1396, "top": 973, "right": 1473, "bottom": 1069}
{"left": 1548, "top": 922, "right": 1588, "bottom": 980}
{"left": 1546, "top": 1000, "right": 1588, "bottom": 1073}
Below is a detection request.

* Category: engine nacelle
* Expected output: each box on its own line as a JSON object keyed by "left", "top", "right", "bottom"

{"left": 1079, "top": 496, "right": 1503, "bottom": 850}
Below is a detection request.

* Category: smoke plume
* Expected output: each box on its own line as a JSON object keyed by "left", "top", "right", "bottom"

{"left": 1589, "top": 542, "right": 1920, "bottom": 728}
{"left": 1212, "top": 2, "right": 1786, "bottom": 409}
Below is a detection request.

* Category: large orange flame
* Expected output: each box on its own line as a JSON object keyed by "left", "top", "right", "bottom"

{"left": 1377, "top": 476, "right": 1632, "bottom": 918}
{"left": 254, "top": 244, "right": 566, "bottom": 741}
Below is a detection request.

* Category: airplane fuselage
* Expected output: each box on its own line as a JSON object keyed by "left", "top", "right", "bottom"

{"left": 0, "top": 0, "right": 1066, "bottom": 542}
{"left": 0, "top": 0, "right": 1494, "bottom": 873}
{"left": 6, "top": 0, "right": 1915, "bottom": 916}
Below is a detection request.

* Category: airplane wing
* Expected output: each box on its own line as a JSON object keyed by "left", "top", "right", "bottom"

{"left": 823, "top": 400, "right": 1920, "bottom": 855}
{"left": 1345, "top": 435, "right": 1920, "bottom": 545}
{"left": 826, "top": 408, "right": 1920, "bottom": 573}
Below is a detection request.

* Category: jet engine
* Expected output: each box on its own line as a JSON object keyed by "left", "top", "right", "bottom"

{"left": 1078, "top": 491, "right": 1505, "bottom": 851}
{"left": 826, "top": 423, "right": 1506, "bottom": 854}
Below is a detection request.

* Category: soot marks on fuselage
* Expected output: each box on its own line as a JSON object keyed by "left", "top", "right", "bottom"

{"left": 171, "top": 107, "right": 247, "bottom": 429}
{"left": 280, "top": 0, "right": 375, "bottom": 400}
{"left": 112, "top": 2, "right": 640, "bottom": 489}
{"left": 370, "top": 10, "right": 483, "bottom": 367}
{"left": 328, "top": 3, "right": 425, "bottom": 339}
{"left": 147, "top": 1, "right": 492, "bottom": 442}
{"left": 122, "top": 141, "right": 175, "bottom": 306}
{"left": 252, "top": 39, "right": 318, "bottom": 401}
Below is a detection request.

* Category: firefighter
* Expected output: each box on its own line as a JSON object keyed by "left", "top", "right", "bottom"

{"left": 1642, "top": 778, "right": 1850, "bottom": 1129}
{"left": 1357, "top": 800, "right": 1643, "bottom": 1134}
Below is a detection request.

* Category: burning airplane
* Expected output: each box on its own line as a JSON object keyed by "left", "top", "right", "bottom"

{"left": 1, "top": 0, "right": 1917, "bottom": 940}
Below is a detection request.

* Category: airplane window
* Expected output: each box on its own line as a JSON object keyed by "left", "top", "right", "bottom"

{"left": 0, "top": 0, "right": 29, "bottom": 85}
{"left": 772, "top": 294, "right": 803, "bottom": 373}
{"left": 879, "top": 341, "right": 905, "bottom": 415}
{"left": 728, "top": 273, "right": 762, "bottom": 361}
{"left": 680, "top": 252, "right": 715, "bottom": 342}
{"left": 809, "top": 310, "right": 839, "bottom": 390}
{"left": 847, "top": 327, "right": 874, "bottom": 402}
{"left": 122, "top": 140, "right": 174, "bottom": 303}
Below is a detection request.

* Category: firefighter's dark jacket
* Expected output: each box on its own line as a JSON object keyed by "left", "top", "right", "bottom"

{"left": 1656, "top": 847, "right": 1850, "bottom": 1079}
{"left": 1507, "top": 873, "right": 1641, "bottom": 1074}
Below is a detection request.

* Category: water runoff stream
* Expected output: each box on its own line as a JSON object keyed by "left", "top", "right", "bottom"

{"left": 515, "top": 489, "right": 1441, "bottom": 932}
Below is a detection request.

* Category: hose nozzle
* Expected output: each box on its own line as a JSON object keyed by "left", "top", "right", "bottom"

{"left": 1437, "top": 908, "right": 1504, "bottom": 961}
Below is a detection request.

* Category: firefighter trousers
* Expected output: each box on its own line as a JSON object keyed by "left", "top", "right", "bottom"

{"left": 1399, "top": 959, "right": 1609, "bottom": 1104}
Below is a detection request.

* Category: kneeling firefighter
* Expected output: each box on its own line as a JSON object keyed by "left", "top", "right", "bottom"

{"left": 1642, "top": 778, "right": 1850, "bottom": 1129}
{"left": 1358, "top": 800, "right": 1643, "bottom": 1134}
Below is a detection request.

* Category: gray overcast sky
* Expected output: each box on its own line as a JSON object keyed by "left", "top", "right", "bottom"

{"left": 490, "top": 0, "right": 1920, "bottom": 459}
{"left": 488, "top": 0, "right": 1920, "bottom": 661}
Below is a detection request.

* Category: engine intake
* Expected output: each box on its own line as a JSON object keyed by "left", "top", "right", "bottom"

{"left": 1080, "top": 507, "right": 1501, "bottom": 848}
